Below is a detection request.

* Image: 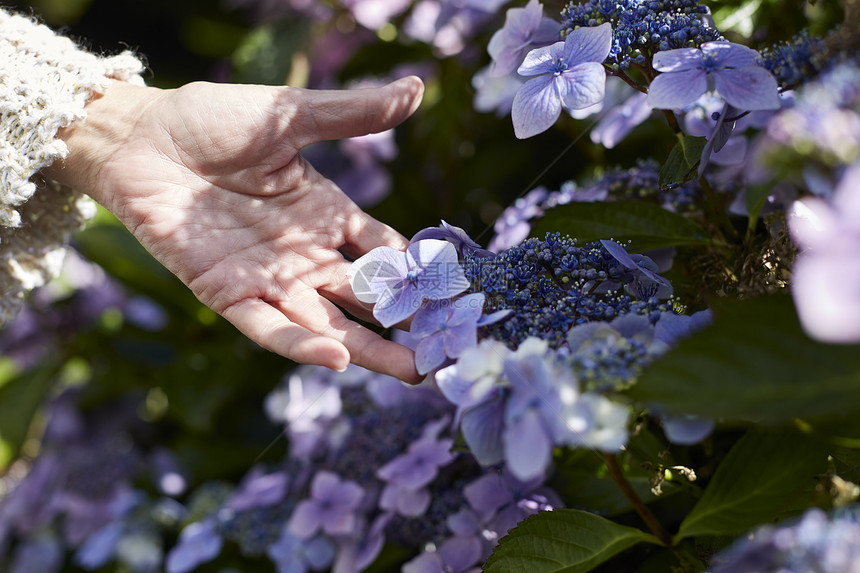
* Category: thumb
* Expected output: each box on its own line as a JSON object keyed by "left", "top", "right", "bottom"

{"left": 290, "top": 76, "right": 424, "bottom": 148}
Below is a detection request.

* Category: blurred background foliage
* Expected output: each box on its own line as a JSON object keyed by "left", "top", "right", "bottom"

{"left": 0, "top": 0, "right": 844, "bottom": 569}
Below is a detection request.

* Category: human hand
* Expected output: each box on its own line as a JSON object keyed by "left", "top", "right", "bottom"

{"left": 44, "top": 78, "right": 425, "bottom": 383}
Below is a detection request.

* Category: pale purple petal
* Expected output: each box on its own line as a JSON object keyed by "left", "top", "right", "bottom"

{"left": 416, "top": 332, "right": 447, "bottom": 374}
{"left": 713, "top": 67, "right": 780, "bottom": 110}
{"left": 374, "top": 285, "right": 423, "bottom": 327}
{"left": 380, "top": 483, "right": 431, "bottom": 516}
{"left": 508, "top": 0, "right": 543, "bottom": 39}
{"left": 652, "top": 47, "right": 703, "bottom": 72}
{"left": 287, "top": 501, "right": 323, "bottom": 539}
{"left": 476, "top": 308, "right": 512, "bottom": 327}
{"left": 322, "top": 512, "right": 357, "bottom": 537}
{"left": 701, "top": 41, "right": 759, "bottom": 69}
{"left": 562, "top": 22, "right": 612, "bottom": 65}
{"left": 412, "top": 301, "right": 447, "bottom": 337}
{"left": 166, "top": 520, "right": 222, "bottom": 573}
{"left": 461, "top": 397, "right": 506, "bottom": 465}
{"left": 512, "top": 74, "right": 562, "bottom": 138}
{"left": 600, "top": 240, "right": 671, "bottom": 288}
{"left": 348, "top": 246, "right": 408, "bottom": 303}
{"left": 305, "top": 537, "right": 336, "bottom": 570}
{"left": 410, "top": 220, "right": 492, "bottom": 257}
{"left": 464, "top": 473, "right": 514, "bottom": 513}
{"left": 447, "top": 509, "right": 481, "bottom": 536}
{"left": 444, "top": 323, "right": 478, "bottom": 359}
{"left": 504, "top": 409, "right": 552, "bottom": 481}
{"left": 227, "top": 469, "right": 288, "bottom": 511}
{"left": 403, "top": 551, "right": 444, "bottom": 573}
{"left": 408, "top": 240, "right": 470, "bottom": 300}
{"left": 559, "top": 62, "right": 606, "bottom": 110}
{"left": 517, "top": 42, "right": 565, "bottom": 76}
{"left": 439, "top": 536, "right": 483, "bottom": 572}
{"left": 535, "top": 17, "right": 562, "bottom": 43}
{"left": 434, "top": 366, "right": 475, "bottom": 406}
{"left": 792, "top": 254, "right": 860, "bottom": 343}
{"left": 647, "top": 69, "right": 707, "bottom": 109}
{"left": 447, "top": 293, "right": 486, "bottom": 326}
{"left": 591, "top": 91, "right": 652, "bottom": 148}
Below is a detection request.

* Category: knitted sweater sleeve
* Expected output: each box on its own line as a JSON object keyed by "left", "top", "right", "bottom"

{"left": 0, "top": 9, "right": 145, "bottom": 325}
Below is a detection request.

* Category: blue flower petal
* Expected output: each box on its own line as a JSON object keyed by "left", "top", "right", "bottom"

{"left": 504, "top": 408, "right": 552, "bottom": 481}
{"left": 652, "top": 48, "right": 703, "bottom": 72}
{"left": 646, "top": 68, "right": 707, "bottom": 109}
{"left": 702, "top": 41, "right": 759, "bottom": 69}
{"left": 461, "top": 397, "right": 506, "bottom": 465}
{"left": 562, "top": 22, "right": 612, "bottom": 65}
{"left": 517, "top": 41, "right": 564, "bottom": 76}
{"left": 559, "top": 61, "right": 607, "bottom": 110}
{"left": 713, "top": 67, "right": 780, "bottom": 111}
{"left": 512, "top": 74, "right": 562, "bottom": 138}
{"left": 416, "top": 332, "right": 446, "bottom": 374}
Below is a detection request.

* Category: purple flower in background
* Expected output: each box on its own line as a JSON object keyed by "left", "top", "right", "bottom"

{"left": 165, "top": 519, "right": 223, "bottom": 573}
{"left": 267, "top": 531, "right": 335, "bottom": 573}
{"left": 332, "top": 513, "right": 392, "bottom": 573}
{"left": 472, "top": 65, "right": 525, "bottom": 117}
{"left": 411, "top": 220, "right": 493, "bottom": 258}
{"left": 10, "top": 532, "right": 63, "bottom": 573}
{"left": 488, "top": 186, "right": 548, "bottom": 253}
{"left": 377, "top": 419, "right": 455, "bottom": 516}
{"left": 463, "top": 467, "right": 559, "bottom": 534}
{"left": 789, "top": 162, "right": 860, "bottom": 343}
{"left": 226, "top": 466, "right": 289, "bottom": 512}
{"left": 647, "top": 42, "right": 780, "bottom": 111}
{"left": 511, "top": 22, "right": 612, "bottom": 138}
{"left": 487, "top": 0, "right": 560, "bottom": 77}
{"left": 287, "top": 471, "right": 364, "bottom": 539}
{"left": 402, "top": 535, "right": 483, "bottom": 573}
{"left": 411, "top": 293, "right": 510, "bottom": 374}
{"left": 348, "top": 239, "right": 469, "bottom": 327}
{"left": 590, "top": 88, "right": 651, "bottom": 149}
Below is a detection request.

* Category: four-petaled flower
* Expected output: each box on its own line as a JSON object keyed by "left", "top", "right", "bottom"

{"left": 348, "top": 239, "right": 470, "bottom": 327}
{"left": 511, "top": 22, "right": 613, "bottom": 138}
{"left": 647, "top": 41, "right": 780, "bottom": 111}
{"left": 287, "top": 471, "right": 365, "bottom": 539}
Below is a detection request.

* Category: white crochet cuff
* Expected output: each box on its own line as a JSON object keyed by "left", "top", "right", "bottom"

{"left": 0, "top": 10, "right": 145, "bottom": 326}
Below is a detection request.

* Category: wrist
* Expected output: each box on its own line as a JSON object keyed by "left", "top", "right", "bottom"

{"left": 41, "top": 81, "right": 163, "bottom": 212}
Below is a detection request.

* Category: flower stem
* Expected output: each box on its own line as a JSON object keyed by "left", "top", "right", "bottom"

{"left": 603, "top": 453, "right": 673, "bottom": 546}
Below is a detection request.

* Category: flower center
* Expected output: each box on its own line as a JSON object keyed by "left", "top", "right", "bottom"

{"left": 406, "top": 270, "right": 420, "bottom": 283}
{"left": 701, "top": 51, "right": 721, "bottom": 73}
{"left": 551, "top": 57, "right": 568, "bottom": 76}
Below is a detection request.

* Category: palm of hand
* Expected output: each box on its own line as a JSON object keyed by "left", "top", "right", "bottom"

{"left": 96, "top": 80, "right": 424, "bottom": 382}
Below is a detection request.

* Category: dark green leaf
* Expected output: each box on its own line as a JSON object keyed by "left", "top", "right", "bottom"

{"left": 744, "top": 183, "right": 773, "bottom": 226}
{"left": 676, "top": 427, "right": 826, "bottom": 539}
{"left": 484, "top": 509, "right": 661, "bottom": 573}
{"left": 627, "top": 295, "right": 860, "bottom": 422}
{"left": 659, "top": 136, "right": 707, "bottom": 186}
{"left": 532, "top": 201, "right": 710, "bottom": 252}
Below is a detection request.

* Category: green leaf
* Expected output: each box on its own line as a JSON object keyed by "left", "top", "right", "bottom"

{"left": 0, "top": 362, "right": 59, "bottom": 470}
{"left": 627, "top": 295, "right": 860, "bottom": 422}
{"left": 744, "top": 182, "right": 773, "bottom": 228}
{"left": 531, "top": 201, "right": 710, "bottom": 252}
{"left": 484, "top": 509, "right": 662, "bottom": 573}
{"left": 659, "top": 136, "right": 707, "bottom": 186}
{"left": 676, "top": 427, "right": 826, "bottom": 540}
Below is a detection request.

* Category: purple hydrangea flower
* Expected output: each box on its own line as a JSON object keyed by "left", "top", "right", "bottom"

{"left": 288, "top": 471, "right": 365, "bottom": 539}
{"left": 487, "top": 0, "right": 560, "bottom": 77}
{"left": 349, "top": 239, "right": 470, "bottom": 327}
{"left": 463, "top": 467, "right": 559, "bottom": 534}
{"left": 590, "top": 88, "right": 652, "bottom": 149}
{"left": 411, "top": 293, "right": 510, "bottom": 374}
{"left": 647, "top": 42, "right": 780, "bottom": 111}
{"left": 165, "top": 519, "right": 223, "bottom": 573}
{"left": 511, "top": 22, "right": 613, "bottom": 138}
{"left": 377, "top": 419, "right": 455, "bottom": 516}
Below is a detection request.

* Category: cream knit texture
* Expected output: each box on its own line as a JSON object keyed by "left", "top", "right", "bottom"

{"left": 0, "top": 9, "right": 145, "bottom": 326}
